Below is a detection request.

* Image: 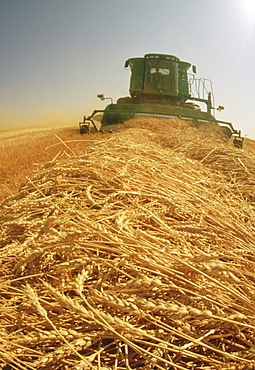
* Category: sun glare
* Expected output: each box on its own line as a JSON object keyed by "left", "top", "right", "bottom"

{"left": 241, "top": 0, "right": 255, "bottom": 22}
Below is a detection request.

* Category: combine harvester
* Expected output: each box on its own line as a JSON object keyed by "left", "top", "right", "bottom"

{"left": 79, "top": 53, "right": 243, "bottom": 148}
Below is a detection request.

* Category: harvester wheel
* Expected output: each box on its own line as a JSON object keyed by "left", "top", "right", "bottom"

{"left": 233, "top": 137, "right": 244, "bottom": 149}
{"left": 80, "top": 124, "right": 89, "bottom": 135}
{"left": 184, "top": 102, "right": 201, "bottom": 110}
{"left": 220, "top": 126, "right": 232, "bottom": 140}
{"left": 117, "top": 97, "right": 132, "bottom": 104}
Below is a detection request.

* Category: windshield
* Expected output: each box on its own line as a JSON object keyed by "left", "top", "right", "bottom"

{"left": 145, "top": 60, "right": 176, "bottom": 90}
{"left": 150, "top": 67, "right": 170, "bottom": 75}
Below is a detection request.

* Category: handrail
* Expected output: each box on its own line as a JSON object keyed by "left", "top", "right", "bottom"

{"left": 188, "top": 76, "right": 215, "bottom": 114}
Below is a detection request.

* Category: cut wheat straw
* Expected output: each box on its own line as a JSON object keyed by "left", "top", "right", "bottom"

{"left": 0, "top": 119, "right": 255, "bottom": 369}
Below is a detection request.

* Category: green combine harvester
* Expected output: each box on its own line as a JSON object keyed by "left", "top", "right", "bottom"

{"left": 79, "top": 53, "right": 243, "bottom": 148}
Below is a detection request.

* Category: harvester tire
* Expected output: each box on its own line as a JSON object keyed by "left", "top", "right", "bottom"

{"left": 220, "top": 126, "right": 232, "bottom": 140}
{"left": 117, "top": 97, "right": 132, "bottom": 104}
{"left": 80, "top": 125, "right": 89, "bottom": 135}
{"left": 184, "top": 102, "right": 201, "bottom": 110}
{"left": 233, "top": 137, "right": 244, "bottom": 149}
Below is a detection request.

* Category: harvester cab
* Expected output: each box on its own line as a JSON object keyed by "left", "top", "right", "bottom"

{"left": 79, "top": 53, "right": 243, "bottom": 147}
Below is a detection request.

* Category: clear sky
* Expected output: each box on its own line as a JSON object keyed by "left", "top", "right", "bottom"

{"left": 1, "top": 0, "right": 255, "bottom": 138}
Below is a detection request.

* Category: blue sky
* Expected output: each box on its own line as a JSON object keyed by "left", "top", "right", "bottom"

{"left": 1, "top": 0, "right": 255, "bottom": 138}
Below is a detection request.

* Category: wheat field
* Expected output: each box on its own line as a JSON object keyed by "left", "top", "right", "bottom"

{"left": 0, "top": 119, "right": 255, "bottom": 369}
{"left": 0, "top": 126, "right": 104, "bottom": 202}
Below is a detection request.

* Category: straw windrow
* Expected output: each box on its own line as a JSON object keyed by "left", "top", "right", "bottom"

{"left": 0, "top": 118, "right": 254, "bottom": 369}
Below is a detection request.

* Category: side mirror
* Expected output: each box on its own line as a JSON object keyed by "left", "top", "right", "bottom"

{"left": 192, "top": 65, "right": 197, "bottom": 74}
{"left": 124, "top": 60, "right": 129, "bottom": 68}
{"left": 97, "top": 94, "right": 113, "bottom": 104}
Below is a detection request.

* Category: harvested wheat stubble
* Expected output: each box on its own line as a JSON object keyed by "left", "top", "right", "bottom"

{"left": 0, "top": 119, "right": 255, "bottom": 370}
